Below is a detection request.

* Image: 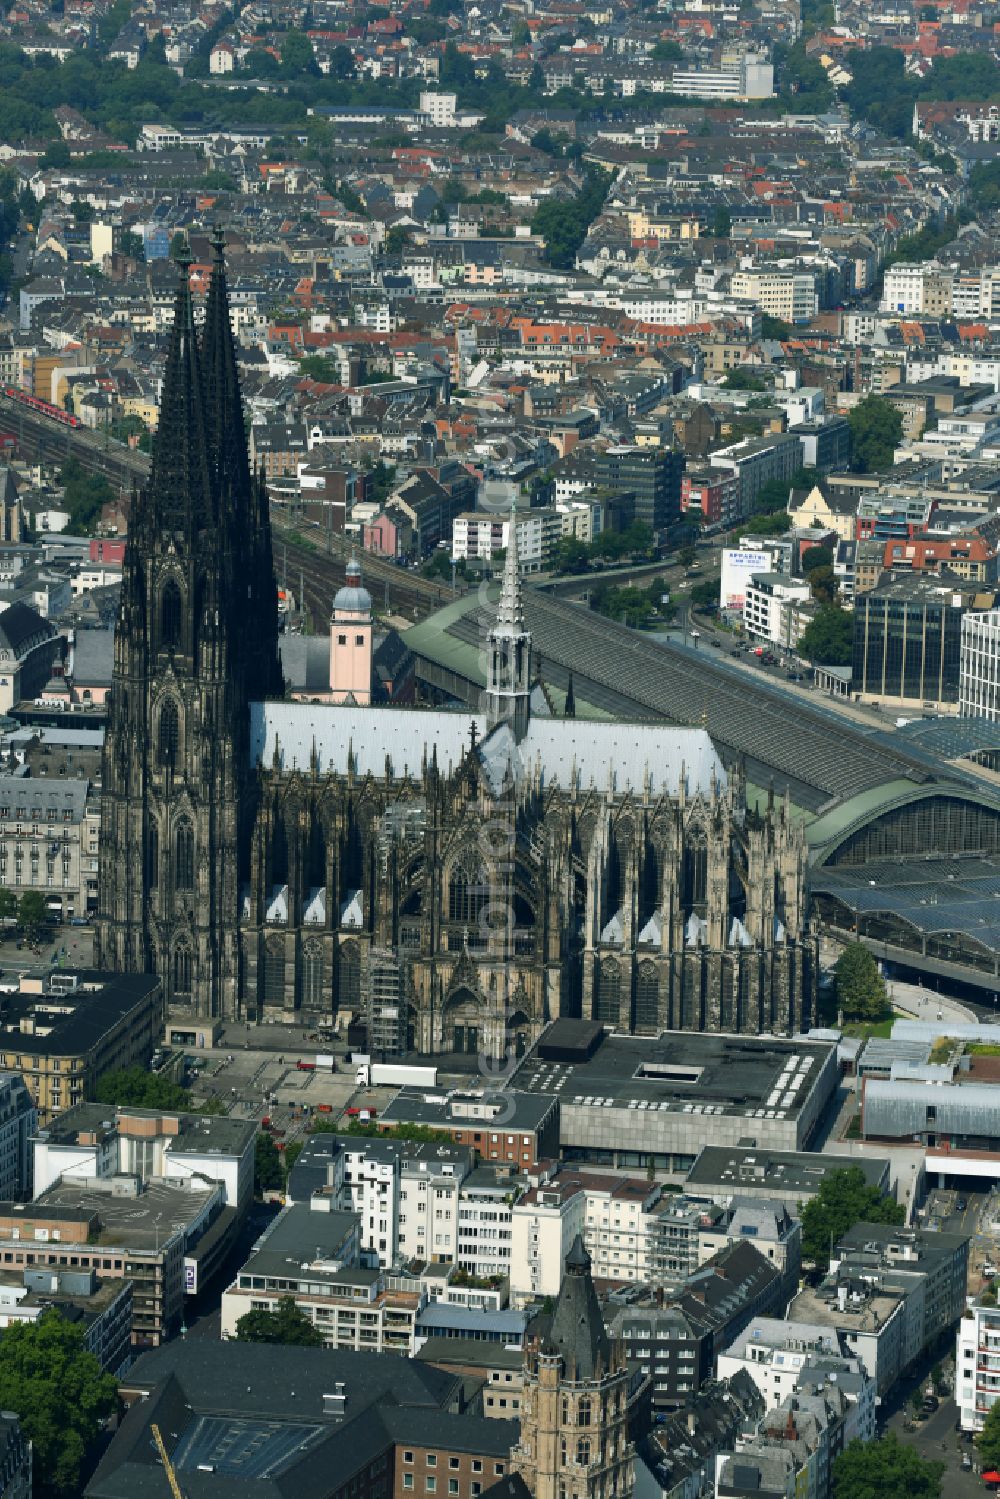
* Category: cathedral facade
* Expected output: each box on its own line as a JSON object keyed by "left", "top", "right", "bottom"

{"left": 96, "top": 247, "right": 818, "bottom": 1052}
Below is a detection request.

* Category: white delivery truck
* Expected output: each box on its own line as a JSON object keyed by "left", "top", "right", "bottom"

{"left": 353, "top": 1060, "right": 438, "bottom": 1088}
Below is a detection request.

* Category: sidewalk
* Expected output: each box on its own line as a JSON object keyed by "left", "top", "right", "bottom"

{"left": 887, "top": 978, "right": 978, "bottom": 1025}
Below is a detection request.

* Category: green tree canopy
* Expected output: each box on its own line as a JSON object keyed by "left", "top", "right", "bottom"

{"left": 235, "top": 1296, "right": 325, "bottom": 1347}
{"left": 741, "top": 510, "right": 791, "bottom": 536}
{"left": 722, "top": 367, "right": 766, "bottom": 391}
{"left": 17, "top": 889, "right": 46, "bottom": 941}
{"left": 835, "top": 942, "right": 887, "bottom": 1021}
{"left": 832, "top": 1433, "right": 943, "bottom": 1499}
{"left": 800, "top": 1166, "right": 905, "bottom": 1270}
{"left": 280, "top": 29, "right": 318, "bottom": 77}
{"left": 797, "top": 603, "right": 853, "bottom": 666}
{"left": 848, "top": 394, "right": 903, "bottom": 473}
{"left": 0, "top": 1313, "right": 118, "bottom": 1496}
{"left": 255, "top": 1131, "right": 283, "bottom": 1194}
{"left": 802, "top": 544, "right": 834, "bottom": 574}
{"left": 977, "top": 1397, "right": 1000, "bottom": 1472}
{"left": 0, "top": 887, "right": 15, "bottom": 921}
{"left": 93, "top": 1064, "right": 192, "bottom": 1111}
{"left": 58, "top": 458, "right": 115, "bottom": 535}
{"left": 531, "top": 168, "right": 609, "bottom": 269}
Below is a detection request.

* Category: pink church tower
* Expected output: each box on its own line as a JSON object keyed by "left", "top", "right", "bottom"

{"left": 329, "top": 555, "right": 373, "bottom": 704}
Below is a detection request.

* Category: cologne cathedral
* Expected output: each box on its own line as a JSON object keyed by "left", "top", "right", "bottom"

{"left": 95, "top": 244, "right": 817, "bottom": 1053}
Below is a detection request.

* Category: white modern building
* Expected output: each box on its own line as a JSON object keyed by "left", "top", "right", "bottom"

{"left": 730, "top": 269, "right": 818, "bottom": 324}
{"left": 744, "top": 573, "right": 812, "bottom": 649}
{"left": 451, "top": 508, "right": 560, "bottom": 572}
{"left": 457, "top": 1169, "right": 514, "bottom": 1280}
{"left": 419, "top": 91, "right": 457, "bottom": 127}
{"left": 671, "top": 53, "right": 773, "bottom": 101}
{"left": 957, "top": 1294, "right": 1000, "bottom": 1431}
{"left": 960, "top": 607, "right": 1000, "bottom": 720}
{"left": 31, "top": 1102, "right": 256, "bottom": 1219}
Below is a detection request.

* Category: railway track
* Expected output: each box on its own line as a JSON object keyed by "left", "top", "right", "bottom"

{"left": 0, "top": 396, "right": 150, "bottom": 489}
{"left": 272, "top": 518, "right": 458, "bottom": 624}
{"left": 0, "top": 397, "right": 460, "bottom": 623}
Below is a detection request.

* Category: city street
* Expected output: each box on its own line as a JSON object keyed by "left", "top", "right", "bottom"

{"left": 887, "top": 1397, "right": 982, "bottom": 1495}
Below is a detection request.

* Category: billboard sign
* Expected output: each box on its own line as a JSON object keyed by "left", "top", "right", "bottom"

{"left": 720, "top": 548, "right": 771, "bottom": 611}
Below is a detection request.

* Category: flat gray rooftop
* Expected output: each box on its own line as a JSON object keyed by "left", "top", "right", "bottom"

{"left": 38, "top": 1178, "right": 218, "bottom": 1251}
{"left": 686, "top": 1145, "right": 891, "bottom": 1198}
{"left": 511, "top": 1030, "right": 834, "bottom": 1122}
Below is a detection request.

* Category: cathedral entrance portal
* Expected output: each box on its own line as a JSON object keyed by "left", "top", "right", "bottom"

{"left": 444, "top": 986, "right": 483, "bottom": 1055}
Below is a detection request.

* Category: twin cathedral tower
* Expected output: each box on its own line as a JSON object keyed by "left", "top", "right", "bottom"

{"left": 95, "top": 243, "right": 816, "bottom": 1049}
{"left": 95, "top": 234, "right": 282, "bottom": 1014}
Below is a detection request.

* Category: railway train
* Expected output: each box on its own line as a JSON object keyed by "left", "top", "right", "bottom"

{"left": 1, "top": 386, "right": 83, "bottom": 428}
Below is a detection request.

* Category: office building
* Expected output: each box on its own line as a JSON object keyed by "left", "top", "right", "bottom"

{"left": 510, "top": 1027, "right": 838, "bottom": 1172}
{"left": 32, "top": 1101, "right": 257, "bottom": 1220}
{"left": 220, "top": 1203, "right": 428, "bottom": 1356}
{"left": 0, "top": 1074, "right": 35, "bottom": 1200}
{"left": 0, "top": 1265, "right": 132, "bottom": 1374}
{"left": 960, "top": 607, "right": 1000, "bottom": 720}
{"left": 852, "top": 572, "right": 992, "bottom": 710}
{"left": 0, "top": 971, "right": 163, "bottom": 1123}
{"left": 376, "top": 1089, "right": 559, "bottom": 1170}
{"left": 598, "top": 445, "right": 684, "bottom": 533}
{"left": 685, "top": 1146, "right": 891, "bottom": 1210}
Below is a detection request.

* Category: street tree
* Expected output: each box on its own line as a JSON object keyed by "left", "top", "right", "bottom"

{"left": 255, "top": 1131, "right": 283, "bottom": 1195}
{"left": 800, "top": 1166, "right": 904, "bottom": 1270}
{"left": 0, "top": 1313, "right": 118, "bottom": 1496}
{"left": 848, "top": 394, "right": 903, "bottom": 473}
{"left": 977, "top": 1398, "right": 1000, "bottom": 1471}
{"left": 832, "top": 1433, "right": 943, "bottom": 1499}
{"left": 17, "top": 889, "right": 47, "bottom": 943}
{"left": 236, "top": 1296, "right": 325, "bottom": 1347}
{"left": 94, "top": 1065, "right": 191, "bottom": 1111}
{"left": 797, "top": 603, "right": 853, "bottom": 665}
{"left": 835, "top": 941, "right": 887, "bottom": 1021}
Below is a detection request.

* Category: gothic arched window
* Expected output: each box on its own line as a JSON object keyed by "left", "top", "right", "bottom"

{"left": 158, "top": 699, "right": 179, "bottom": 767}
{"left": 160, "top": 579, "right": 182, "bottom": 650}
{"left": 174, "top": 946, "right": 192, "bottom": 995}
{"left": 576, "top": 1439, "right": 590, "bottom": 1467}
{"left": 594, "top": 958, "right": 620, "bottom": 1023}
{"left": 301, "top": 940, "right": 324, "bottom": 1008}
{"left": 635, "top": 962, "right": 659, "bottom": 1031}
{"left": 448, "top": 852, "right": 488, "bottom": 925}
{"left": 147, "top": 820, "right": 159, "bottom": 886}
{"left": 175, "top": 819, "right": 194, "bottom": 891}
{"left": 577, "top": 1397, "right": 591, "bottom": 1428}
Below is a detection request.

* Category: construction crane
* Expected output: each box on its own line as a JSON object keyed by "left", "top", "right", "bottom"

{"left": 150, "top": 1423, "right": 185, "bottom": 1499}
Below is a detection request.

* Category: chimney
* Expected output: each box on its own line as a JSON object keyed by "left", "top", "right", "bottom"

{"left": 323, "top": 1383, "right": 347, "bottom": 1417}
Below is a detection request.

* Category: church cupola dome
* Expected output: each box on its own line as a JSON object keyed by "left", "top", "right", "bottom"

{"left": 333, "top": 556, "right": 372, "bottom": 617}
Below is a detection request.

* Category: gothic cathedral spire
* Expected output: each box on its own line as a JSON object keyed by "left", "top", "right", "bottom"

{"left": 95, "top": 238, "right": 258, "bottom": 1020}
{"left": 200, "top": 224, "right": 282, "bottom": 698}
{"left": 486, "top": 505, "right": 532, "bottom": 741}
